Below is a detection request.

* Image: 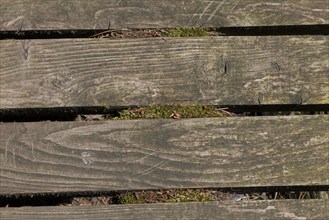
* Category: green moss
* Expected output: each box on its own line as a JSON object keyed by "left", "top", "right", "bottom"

{"left": 118, "top": 192, "right": 147, "bottom": 204}
{"left": 167, "top": 189, "right": 212, "bottom": 203}
{"left": 165, "top": 27, "right": 209, "bottom": 37}
{"left": 117, "top": 189, "right": 214, "bottom": 204}
{"left": 114, "top": 105, "right": 228, "bottom": 120}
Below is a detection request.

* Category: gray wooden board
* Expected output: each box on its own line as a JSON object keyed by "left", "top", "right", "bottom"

{"left": 0, "top": 116, "right": 328, "bottom": 195}
{"left": 1, "top": 0, "right": 328, "bottom": 30}
{"left": 1, "top": 200, "right": 328, "bottom": 220}
{"left": 1, "top": 36, "right": 328, "bottom": 108}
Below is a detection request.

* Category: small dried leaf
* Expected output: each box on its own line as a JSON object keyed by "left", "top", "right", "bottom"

{"left": 170, "top": 111, "right": 181, "bottom": 119}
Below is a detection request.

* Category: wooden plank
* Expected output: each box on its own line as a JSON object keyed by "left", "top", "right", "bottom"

{"left": 0, "top": 115, "right": 328, "bottom": 194}
{"left": 1, "top": 200, "right": 328, "bottom": 220}
{"left": 1, "top": 0, "right": 328, "bottom": 30}
{"left": 1, "top": 36, "right": 328, "bottom": 108}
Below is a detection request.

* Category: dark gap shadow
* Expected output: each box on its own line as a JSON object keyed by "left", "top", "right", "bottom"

{"left": 1, "top": 185, "right": 328, "bottom": 207}
{"left": 0, "top": 106, "right": 134, "bottom": 122}
{"left": 0, "top": 105, "right": 328, "bottom": 122}
{"left": 0, "top": 25, "right": 328, "bottom": 40}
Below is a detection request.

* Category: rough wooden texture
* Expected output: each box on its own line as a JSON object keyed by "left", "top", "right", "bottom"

{"left": 0, "top": 116, "right": 328, "bottom": 194}
{"left": 1, "top": 200, "right": 328, "bottom": 220}
{"left": 1, "top": 36, "right": 328, "bottom": 108}
{"left": 1, "top": 0, "right": 328, "bottom": 30}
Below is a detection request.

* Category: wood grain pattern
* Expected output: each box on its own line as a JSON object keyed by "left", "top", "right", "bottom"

{"left": 1, "top": 36, "right": 328, "bottom": 108}
{"left": 0, "top": 116, "right": 328, "bottom": 194}
{"left": 1, "top": 0, "right": 328, "bottom": 30}
{"left": 1, "top": 200, "right": 328, "bottom": 220}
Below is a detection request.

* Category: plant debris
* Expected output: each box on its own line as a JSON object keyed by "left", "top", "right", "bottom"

{"left": 91, "top": 27, "right": 215, "bottom": 39}
{"left": 113, "top": 105, "right": 231, "bottom": 120}
{"left": 57, "top": 190, "right": 328, "bottom": 207}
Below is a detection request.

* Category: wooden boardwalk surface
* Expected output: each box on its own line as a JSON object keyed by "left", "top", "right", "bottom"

{"left": 1, "top": 0, "right": 328, "bottom": 30}
{"left": 1, "top": 36, "right": 328, "bottom": 108}
{"left": 1, "top": 115, "right": 328, "bottom": 194}
{"left": 1, "top": 200, "right": 328, "bottom": 220}
{"left": 0, "top": 0, "right": 328, "bottom": 218}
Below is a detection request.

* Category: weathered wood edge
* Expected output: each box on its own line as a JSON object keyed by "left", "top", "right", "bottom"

{"left": 1, "top": 0, "right": 329, "bottom": 30}
{"left": 1, "top": 36, "right": 328, "bottom": 108}
{"left": 1, "top": 200, "right": 328, "bottom": 220}
{"left": 1, "top": 115, "right": 328, "bottom": 194}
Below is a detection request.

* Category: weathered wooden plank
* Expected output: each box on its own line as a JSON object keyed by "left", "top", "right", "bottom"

{"left": 1, "top": 36, "right": 328, "bottom": 108}
{"left": 1, "top": 0, "right": 328, "bottom": 30}
{"left": 1, "top": 200, "right": 328, "bottom": 220}
{"left": 0, "top": 116, "right": 328, "bottom": 194}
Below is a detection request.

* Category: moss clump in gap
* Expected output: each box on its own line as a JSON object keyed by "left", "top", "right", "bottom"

{"left": 166, "top": 189, "right": 212, "bottom": 203}
{"left": 117, "top": 189, "right": 217, "bottom": 204}
{"left": 118, "top": 192, "right": 147, "bottom": 204}
{"left": 165, "top": 27, "right": 209, "bottom": 37}
{"left": 114, "top": 105, "right": 231, "bottom": 120}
